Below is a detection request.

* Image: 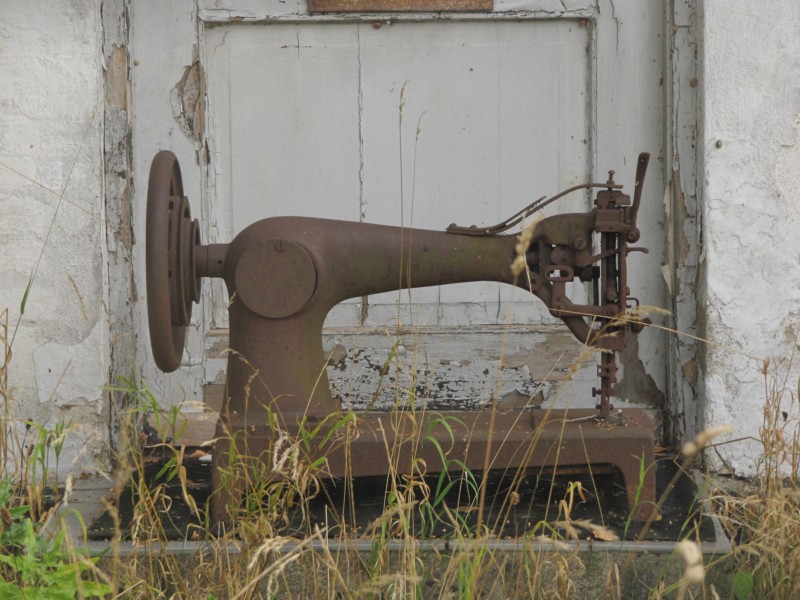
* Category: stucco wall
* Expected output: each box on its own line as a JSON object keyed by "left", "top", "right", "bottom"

{"left": 700, "top": 0, "right": 800, "bottom": 475}
{"left": 0, "top": 0, "right": 109, "bottom": 476}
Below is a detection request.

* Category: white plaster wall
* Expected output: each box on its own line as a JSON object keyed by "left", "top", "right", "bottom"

{"left": 0, "top": 0, "right": 109, "bottom": 477}
{"left": 701, "top": 0, "right": 800, "bottom": 475}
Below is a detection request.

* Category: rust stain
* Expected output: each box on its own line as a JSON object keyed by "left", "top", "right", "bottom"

{"left": 673, "top": 170, "right": 691, "bottom": 265}
{"left": 681, "top": 358, "right": 698, "bottom": 386}
{"left": 174, "top": 61, "right": 205, "bottom": 142}
{"left": 616, "top": 336, "right": 666, "bottom": 408}
{"left": 206, "top": 334, "right": 229, "bottom": 359}
{"left": 326, "top": 343, "right": 348, "bottom": 365}
{"left": 502, "top": 333, "right": 583, "bottom": 381}
{"left": 104, "top": 45, "right": 133, "bottom": 251}
{"left": 498, "top": 388, "right": 545, "bottom": 410}
{"left": 116, "top": 185, "right": 132, "bottom": 249}
{"left": 203, "top": 384, "right": 225, "bottom": 412}
{"left": 105, "top": 45, "right": 128, "bottom": 111}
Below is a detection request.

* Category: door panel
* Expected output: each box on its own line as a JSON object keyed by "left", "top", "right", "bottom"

{"left": 131, "top": 0, "right": 667, "bottom": 416}
{"left": 205, "top": 20, "right": 589, "bottom": 328}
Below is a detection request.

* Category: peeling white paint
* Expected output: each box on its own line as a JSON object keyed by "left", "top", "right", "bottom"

{"left": 319, "top": 325, "right": 660, "bottom": 415}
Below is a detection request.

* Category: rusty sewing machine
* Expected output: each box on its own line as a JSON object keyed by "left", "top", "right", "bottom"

{"left": 146, "top": 150, "right": 656, "bottom": 525}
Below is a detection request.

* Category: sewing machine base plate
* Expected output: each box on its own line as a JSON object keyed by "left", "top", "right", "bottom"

{"left": 211, "top": 408, "right": 656, "bottom": 524}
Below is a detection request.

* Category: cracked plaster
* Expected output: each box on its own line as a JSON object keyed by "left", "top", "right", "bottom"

{"left": 0, "top": 0, "right": 108, "bottom": 477}
{"left": 34, "top": 322, "right": 106, "bottom": 411}
{"left": 702, "top": 0, "right": 800, "bottom": 476}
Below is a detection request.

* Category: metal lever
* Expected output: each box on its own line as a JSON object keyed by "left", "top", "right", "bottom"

{"left": 631, "top": 152, "right": 650, "bottom": 220}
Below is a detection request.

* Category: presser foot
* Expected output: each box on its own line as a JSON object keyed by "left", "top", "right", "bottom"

{"left": 209, "top": 408, "right": 657, "bottom": 528}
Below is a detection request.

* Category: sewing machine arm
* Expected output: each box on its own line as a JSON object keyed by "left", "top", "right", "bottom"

{"left": 146, "top": 151, "right": 650, "bottom": 419}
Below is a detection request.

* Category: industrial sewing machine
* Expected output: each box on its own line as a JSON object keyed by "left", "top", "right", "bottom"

{"left": 146, "top": 150, "right": 656, "bottom": 525}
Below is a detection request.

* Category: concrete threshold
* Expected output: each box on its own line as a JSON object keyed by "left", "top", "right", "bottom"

{"left": 61, "top": 474, "right": 732, "bottom": 559}
{"left": 81, "top": 532, "right": 731, "bottom": 560}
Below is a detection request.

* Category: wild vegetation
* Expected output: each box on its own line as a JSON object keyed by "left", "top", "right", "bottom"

{"left": 2, "top": 293, "right": 800, "bottom": 598}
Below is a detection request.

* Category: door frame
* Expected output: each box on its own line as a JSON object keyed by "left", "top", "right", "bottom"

{"left": 107, "top": 0, "right": 698, "bottom": 446}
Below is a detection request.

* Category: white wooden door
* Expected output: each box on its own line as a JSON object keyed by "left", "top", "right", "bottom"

{"left": 131, "top": 0, "right": 667, "bottom": 418}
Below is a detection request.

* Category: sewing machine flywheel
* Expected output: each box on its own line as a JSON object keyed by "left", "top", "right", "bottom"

{"left": 146, "top": 150, "right": 201, "bottom": 372}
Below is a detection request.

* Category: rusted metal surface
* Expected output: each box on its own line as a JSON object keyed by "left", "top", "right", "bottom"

{"left": 308, "top": 0, "right": 492, "bottom": 14}
{"left": 214, "top": 407, "right": 656, "bottom": 521}
{"left": 145, "top": 151, "right": 656, "bottom": 526}
{"left": 146, "top": 151, "right": 198, "bottom": 372}
{"left": 449, "top": 153, "right": 651, "bottom": 418}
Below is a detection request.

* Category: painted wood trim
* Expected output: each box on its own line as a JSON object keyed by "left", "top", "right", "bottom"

{"left": 665, "top": 0, "right": 701, "bottom": 446}
{"left": 198, "top": 2, "right": 597, "bottom": 23}
{"left": 197, "top": 12, "right": 596, "bottom": 23}
{"left": 308, "top": 0, "right": 492, "bottom": 12}
{"left": 102, "top": 0, "right": 136, "bottom": 447}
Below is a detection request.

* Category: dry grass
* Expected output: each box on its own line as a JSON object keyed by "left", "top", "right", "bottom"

{"left": 6, "top": 294, "right": 800, "bottom": 598}
{"left": 708, "top": 356, "right": 800, "bottom": 600}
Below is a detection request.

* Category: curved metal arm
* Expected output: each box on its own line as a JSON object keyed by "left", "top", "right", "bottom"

{"left": 446, "top": 182, "right": 623, "bottom": 237}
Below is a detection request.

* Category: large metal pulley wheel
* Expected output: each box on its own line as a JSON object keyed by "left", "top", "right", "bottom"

{"left": 146, "top": 151, "right": 201, "bottom": 372}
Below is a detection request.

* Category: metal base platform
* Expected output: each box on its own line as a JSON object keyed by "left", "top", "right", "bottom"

{"left": 210, "top": 407, "right": 656, "bottom": 526}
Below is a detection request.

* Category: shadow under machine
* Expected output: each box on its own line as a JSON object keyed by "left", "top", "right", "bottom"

{"left": 146, "top": 150, "right": 657, "bottom": 525}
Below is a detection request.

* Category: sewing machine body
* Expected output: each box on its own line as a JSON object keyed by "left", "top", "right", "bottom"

{"left": 146, "top": 151, "right": 656, "bottom": 525}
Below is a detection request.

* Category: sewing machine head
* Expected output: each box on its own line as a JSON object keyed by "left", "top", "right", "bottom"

{"left": 146, "top": 151, "right": 656, "bottom": 524}
{"left": 147, "top": 151, "right": 650, "bottom": 419}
